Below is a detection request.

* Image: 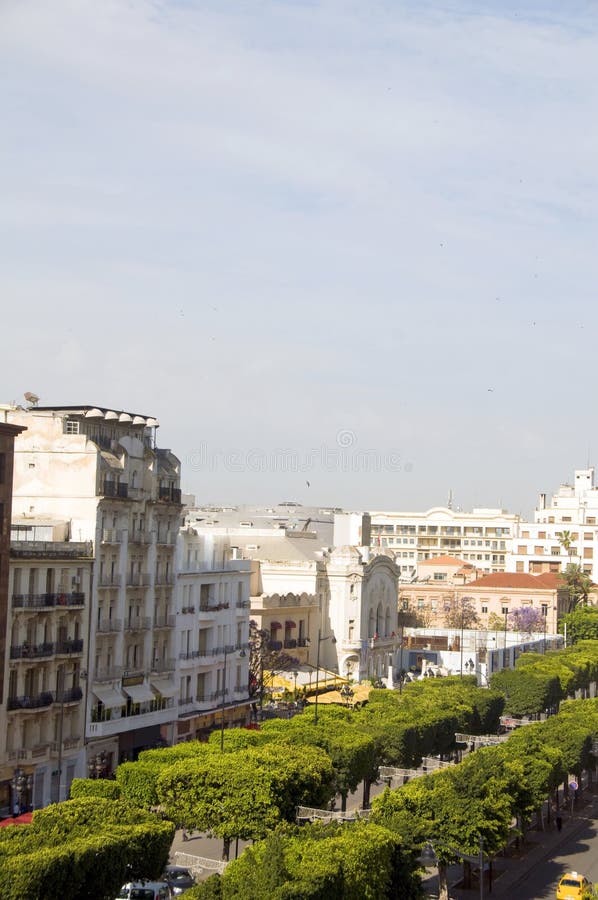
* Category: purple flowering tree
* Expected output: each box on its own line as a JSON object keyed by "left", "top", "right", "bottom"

{"left": 508, "top": 606, "right": 546, "bottom": 634}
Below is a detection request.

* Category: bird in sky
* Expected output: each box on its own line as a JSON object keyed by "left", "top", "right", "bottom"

{"left": 306, "top": 481, "right": 311, "bottom": 488}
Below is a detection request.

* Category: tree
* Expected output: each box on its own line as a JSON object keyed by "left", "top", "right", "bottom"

{"left": 508, "top": 607, "right": 545, "bottom": 634}
{"left": 559, "top": 608, "right": 598, "bottom": 644}
{"left": 443, "top": 596, "right": 479, "bottom": 630}
{"left": 248, "top": 620, "right": 299, "bottom": 703}
{"left": 559, "top": 564, "right": 593, "bottom": 611}
{"left": 557, "top": 530, "right": 574, "bottom": 560}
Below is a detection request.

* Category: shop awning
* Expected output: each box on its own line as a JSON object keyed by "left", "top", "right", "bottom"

{"left": 270, "top": 621, "right": 282, "bottom": 629}
{"left": 92, "top": 686, "right": 126, "bottom": 708}
{"left": 122, "top": 683, "right": 155, "bottom": 704}
{"left": 285, "top": 620, "right": 296, "bottom": 628}
{"left": 151, "top": 679, "right": 177, "bottom": 699}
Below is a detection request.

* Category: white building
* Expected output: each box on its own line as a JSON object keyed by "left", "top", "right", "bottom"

{"left": 507, "top": 468, "right": 598, "bottom": 579}
{"left": 174, "top": 527, "right": 251, "bottom": 742}
{"left": 368, "top": 507, "right": 518, "bottom": 579}
{"left": 7, "top": 404, "right": 182, "bottom": 777}
{"left": 185, "top": 505, "right": 399, "bottom": 683}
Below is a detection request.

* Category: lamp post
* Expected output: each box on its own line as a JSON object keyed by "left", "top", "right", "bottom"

{"left": 314, "top": 628, "right": 336, "bottom": 725}
{"left": 340, "top": 683, "right": 354, "bottom": 707}
{"left": 293, "top": 670, "right": 298, "bottom": 700}
{"left": 419, "top": 834, "right": 486, "bottom": 900}
{"left": 11, "top": 767, "right": 31, "bottom": 816}
{"left": 88, "top": 751, "right": 107, "bottom": 779}
{"left": 504, "top": 608, "right": 508, "bottom": 652}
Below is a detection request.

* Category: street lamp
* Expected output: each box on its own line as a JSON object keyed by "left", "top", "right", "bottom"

{"left": 220, "top": 646, "right": 246, "bottom": 751}
{"left": 419, "top": 834, "right": 486, "bottom": 900}
{"left": 11, "top": 767, "right": 32, "bottom": 815}
{"left": 88, "top": 751, "right": 107, "bottom": 779}
{"left": 293, "top": 670, "right": 299, "bottom": 700}
{"left": 313, "top": 628, "right": 336, "bottom": 725}
{"left": 340, "top": 683, "right": 354, "bottom": 707}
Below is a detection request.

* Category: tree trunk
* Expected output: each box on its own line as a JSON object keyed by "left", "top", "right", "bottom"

{"left": 438, "top": 863, "right": 450, "bottom": 900}
{"left": 362, "top": 778, "right": 371, "bottom": 809}
{"left": 222, "top": 837, "right": 231, "bottom": 861}
{"left": 341, "top": 792, "right": 347, "bottom": 813}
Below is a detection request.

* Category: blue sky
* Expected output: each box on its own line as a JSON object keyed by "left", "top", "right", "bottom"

{"left": 2, "top": 0, "right": 597, "bottom": 515}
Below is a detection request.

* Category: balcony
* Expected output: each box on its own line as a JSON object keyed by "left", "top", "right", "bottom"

{"left": 102, "top": 481, "right": 129, "bottom": 499}
{"left": 87, "top": 697, "right": 176, "bottom": 738}
{"left": 7, "top": 692, "right": 54, "bottom": 711}
{"left": 236, "top": 599, "right": 249, "bottom": 609}
{"left": 10, "top": 540, "right": 93, "bottom": 560}
{"left": 268, "top": 640, "right": 283, "bottom": 651}
{"left": 297, "top": 638, "right": 308, "bottom": 648}
{"left": 155, "top": 574, "right": 175, "bottom": 586}
{"left": 178, "top": 696, "right": 194, "bottom": 708}
{"left": 54, "top": 686, "right": 83, "bottom": 704}
{"left": 12, "top": 592, "right": 85, "bottom": 609}
{"left": 284, "top": 639, "right": 297, "bottom": 649}
{"left": 180, "top": 606, "right": 196, "bottom": 615}
{"left": 179, "top": 650, "right": 200, "bottom": 661}
{"left": 125, "top": 616, "right": 151, "bottom": 632}
{"left": 150, "top": 657, "right": 175, "bottom": 674}
{"left": 128, "top": 532, "right": 151, "bottom": 545}
{"left": 50, "top": 736, "right": 82, "bottom": 756}
{"left": 153, "top": 614, "right": 176, "bottom": 628}
{"left": 10, "top": 642, "right": 54, "bottom": 660}
{"left": 56, "top": 638, "right": 84, "bottom": 656}
{"left": 101, "top": 529, "right": 121, "bottom": 544}
{"left": 126, "top": 573, "right": 150, "bottom": 587}
{"left": 97, "top": 618, "right": 122, "bottom": 633}
{"left": 158, "top": 486, "right": 182, "bottom": 504}
{"left": 98, "top": 574, "right": 122, "bottom": 588}
{"left": 157, "top": 531, "right": 177, "bottom": 546}
{"left": 94, "top": 665, "right": 125, "bottom": 682}
{"left": 199, "top": 601, "right": 229, "bottom": 613}
{"left": 210, "top": 689, "right": 229, "bottom": 702}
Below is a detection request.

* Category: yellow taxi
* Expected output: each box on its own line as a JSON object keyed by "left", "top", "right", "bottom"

{"left": 556, "top": 871, "right": 592, "bottom": 899}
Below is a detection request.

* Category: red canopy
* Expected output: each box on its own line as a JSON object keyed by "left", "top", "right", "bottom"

{"left": 0, "top": 812, "right": 33, "bottom": 827}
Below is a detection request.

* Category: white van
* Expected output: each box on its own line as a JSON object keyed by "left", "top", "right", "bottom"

{"left": 116, "top": 882, "right": 173, "bottom": 900}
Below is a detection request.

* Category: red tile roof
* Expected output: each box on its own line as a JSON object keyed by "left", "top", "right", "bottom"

{"left": 466, "top": 572, "right": 562, "bottom": 590}
{"left": 419, "top": 555, "right": 466, "bottom": 566}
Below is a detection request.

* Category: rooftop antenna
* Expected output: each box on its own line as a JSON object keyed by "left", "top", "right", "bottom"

{"left": 447, "top": 489, "right": 453, "bottom": 510}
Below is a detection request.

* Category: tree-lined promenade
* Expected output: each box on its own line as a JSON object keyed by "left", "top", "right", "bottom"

{"left": 3, "top": 639, "right": 598, "bottom": 898}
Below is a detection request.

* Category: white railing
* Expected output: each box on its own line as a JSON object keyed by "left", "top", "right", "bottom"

{"left": 173, "top": 851, "right": 227, "bottom": 875}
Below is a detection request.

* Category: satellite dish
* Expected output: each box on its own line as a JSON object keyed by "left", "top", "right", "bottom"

{"left": 24, "top": 392, "right": 40, "bottom": 407}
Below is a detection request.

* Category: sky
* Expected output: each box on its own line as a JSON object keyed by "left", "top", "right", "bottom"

{"left": 2, "top": 0, "right": 598, "bottom": 516}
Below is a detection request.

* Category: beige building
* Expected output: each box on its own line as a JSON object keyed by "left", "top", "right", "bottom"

{"left": 400, "top": 568, "right": 571, "bottom": 635}
{"left": 6, "top": 403, "right": 182, "bottom": 779}
{"left": 369, "top": 506, "right": 518, "bottom": 578}
{"left": 6, "top": 521, "right": 93, "bottom": 811}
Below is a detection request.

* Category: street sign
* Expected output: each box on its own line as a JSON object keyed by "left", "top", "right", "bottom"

{"left": 569, "top": 781, "right": 578, "bottom": 792}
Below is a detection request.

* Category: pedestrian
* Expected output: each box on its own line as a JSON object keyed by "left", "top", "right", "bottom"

{"left": 556, "top": 815, "right": 563, "bottom": 832}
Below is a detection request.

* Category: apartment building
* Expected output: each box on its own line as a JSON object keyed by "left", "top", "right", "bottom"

{"left": 174, "top": 527, "right": 251, "bottom": 743}
{"left": 508, "top": 468, "right": 598, "bottom": 579}
{"left": 0, "top": 420, "right": 26, "bottom": 815}
{"left": 6, "top": 520, "right": 93, "bottom": 809}
{"left": 369, "top": 507, "right": 518, "bottom": 578}
{"left": 7, "top": 404, "right": 182, "bottom": 771}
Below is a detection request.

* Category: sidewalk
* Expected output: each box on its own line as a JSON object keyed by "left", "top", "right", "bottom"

{"left": 426, "top": 792, "right": 598, "bottom": 899}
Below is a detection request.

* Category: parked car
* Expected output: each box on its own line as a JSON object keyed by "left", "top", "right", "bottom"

{"left": 556, "top": 871, "right": 592, "bottom": 899}
{"left": 115, "top": 881, "right": 173, "bottom": 900}
{"left": 162, "top": 865, "right": 196, "bottom": 894}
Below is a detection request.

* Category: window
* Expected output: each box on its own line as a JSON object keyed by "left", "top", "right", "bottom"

{"left": 587, "top": 517, "right": 596, "bottom": 525}
{"left": 584, "top": 548, "right": 593, "bottom": 559}
{"left": 481, "top": 605, "right": 488, "bottom": 614}
{"left": 0, "top": 453, "right": 5, "bottom": 484}
{"left": 65, "top": 420, "right": 80, "bottom": 434}
{"left": 501, "top": 606, "right": 509, "bottom": 615}
{"left": 433, "top": 572, "right": 446, "bottom": 581}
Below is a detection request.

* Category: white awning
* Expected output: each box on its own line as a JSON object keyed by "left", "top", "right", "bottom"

{"left": 151, "top": 679, "right": 177, "bottom": 699}
{"left": 122, "top": 683, "right": 155, "bottom": 704}
{"left": 93, "top": 686, "right": 126, "bottom": 708}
